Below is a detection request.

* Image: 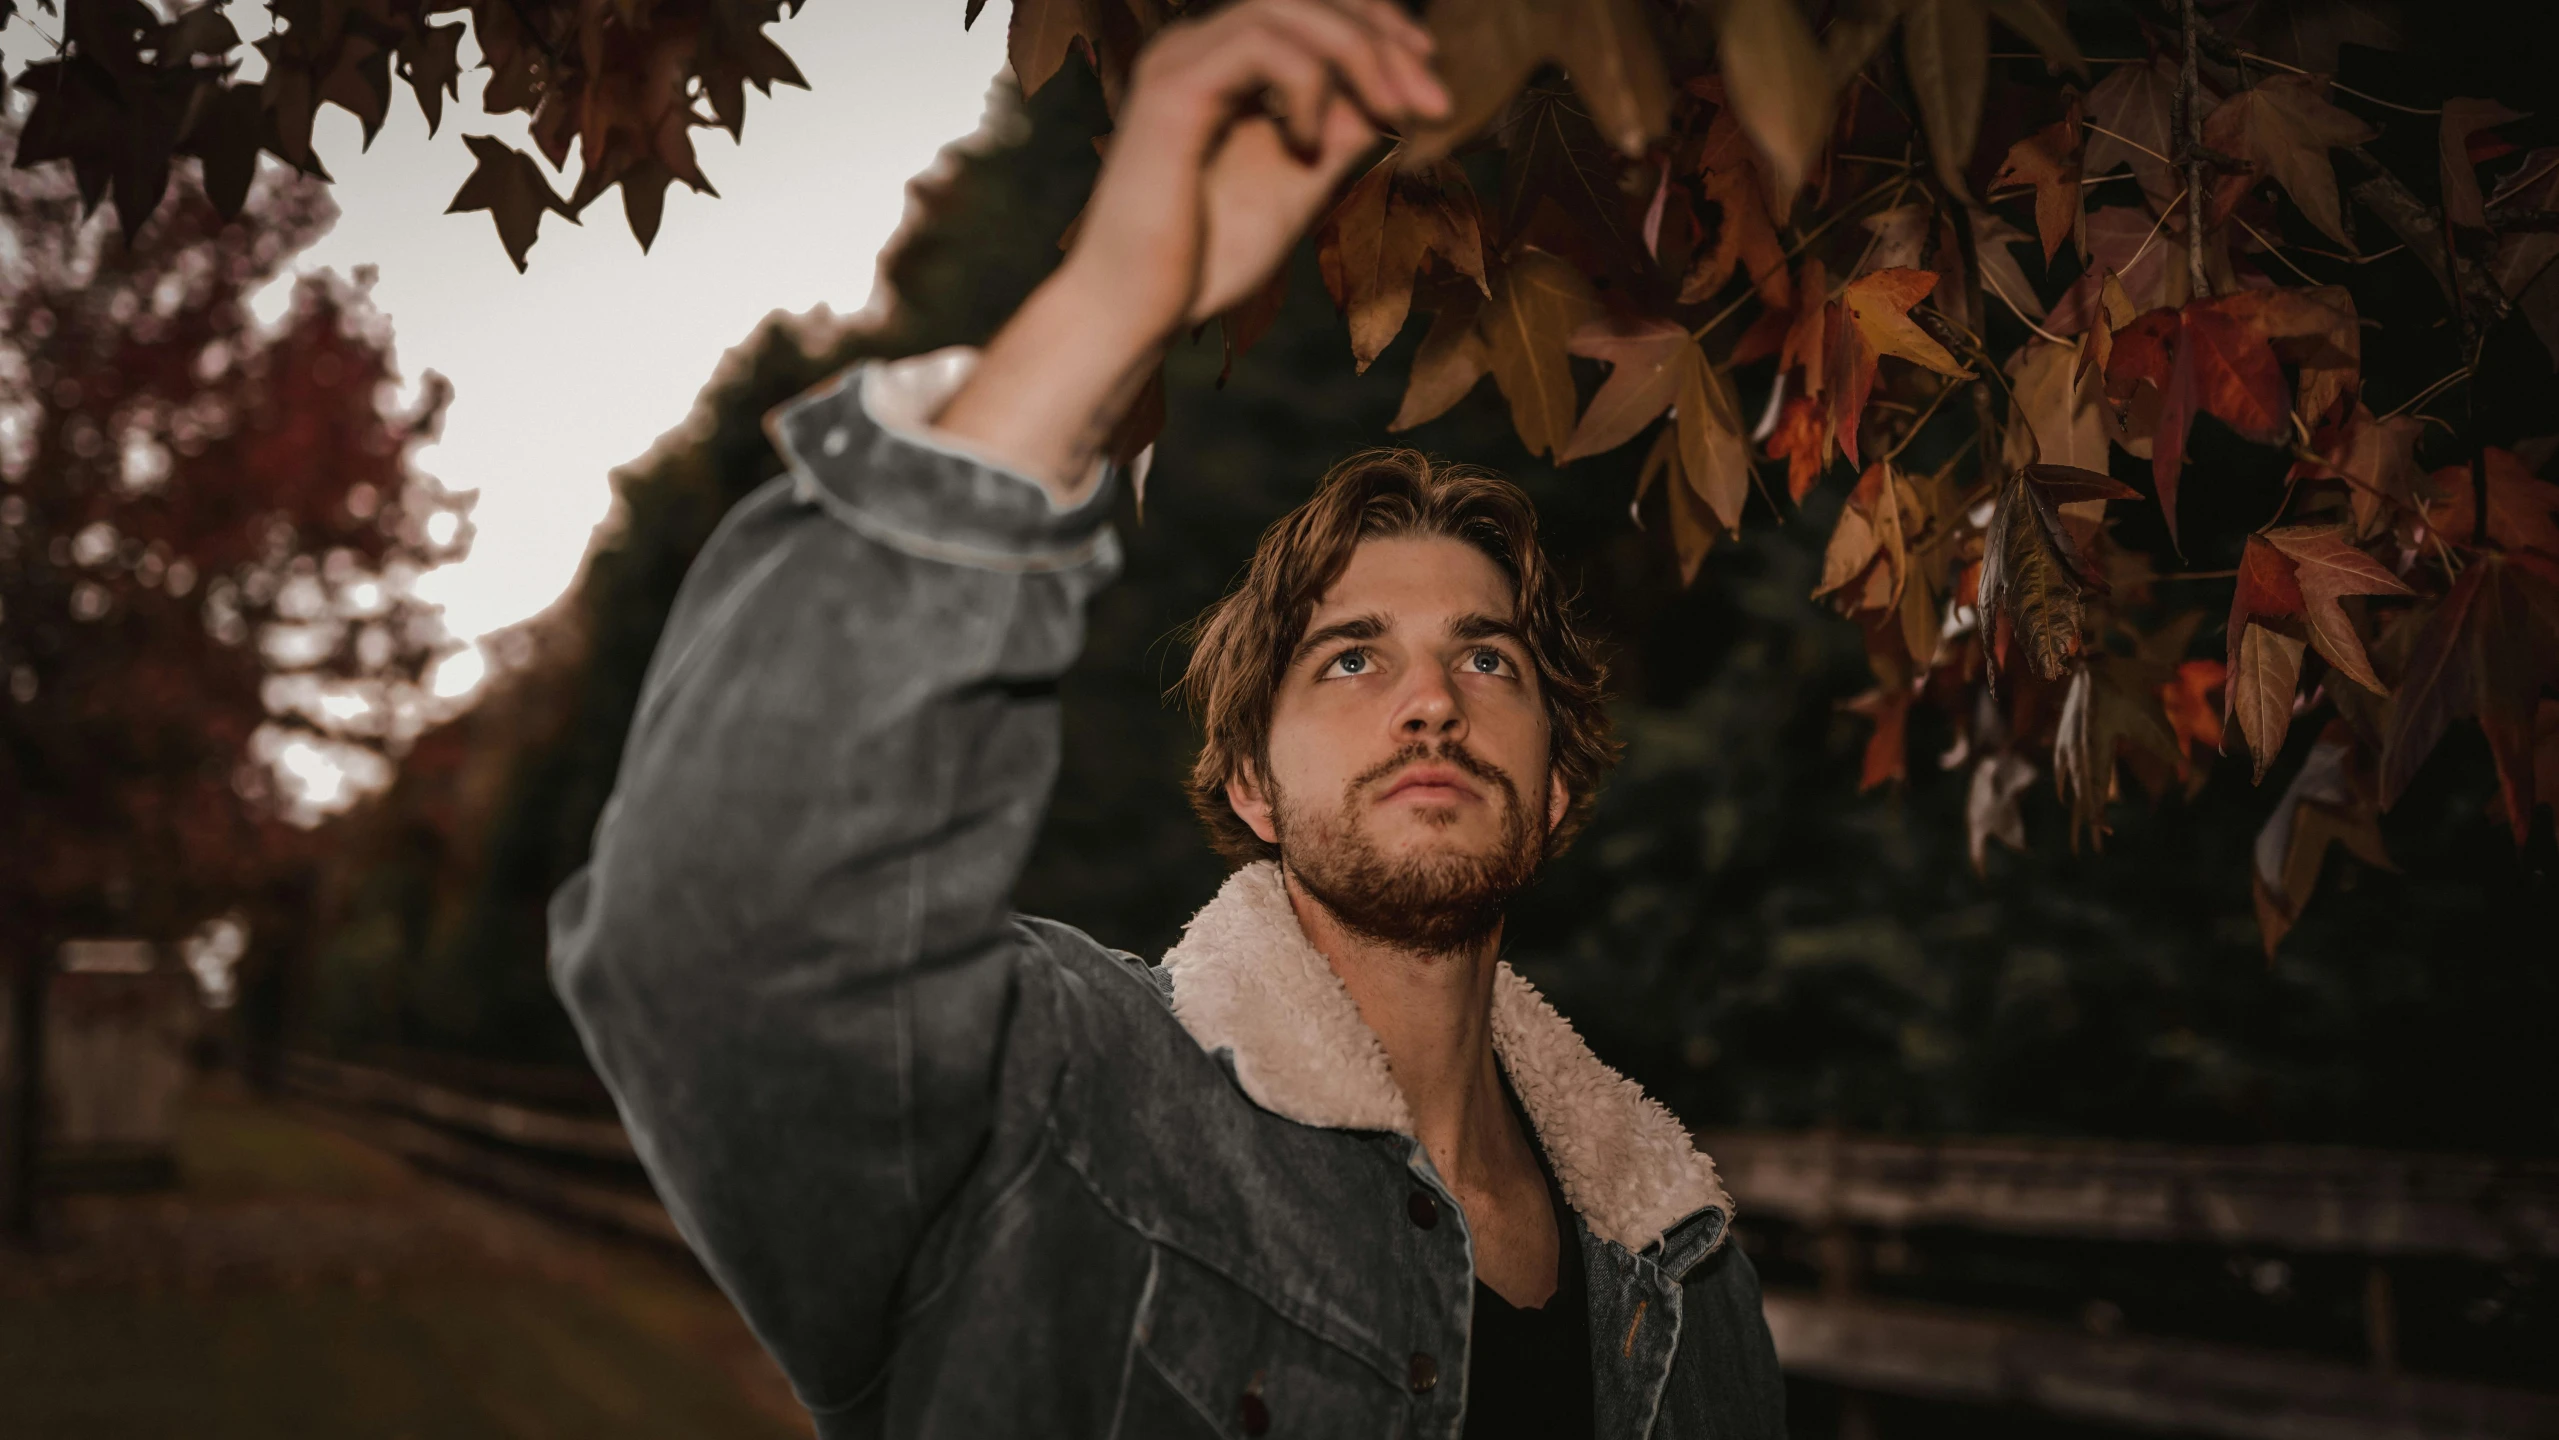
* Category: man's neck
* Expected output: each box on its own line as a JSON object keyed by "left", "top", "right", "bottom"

{"left": 1277, "top": 867, "right": 1522, "bottom": 1192}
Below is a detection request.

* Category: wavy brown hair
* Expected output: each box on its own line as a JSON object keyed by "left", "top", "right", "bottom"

{"left": 1178, "top": 449, "right": 1617, "bottom": 866}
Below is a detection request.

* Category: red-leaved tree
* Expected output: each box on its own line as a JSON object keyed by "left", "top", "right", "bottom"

{"left": 0, "top": 126, "right": 465, "bottom": 1230}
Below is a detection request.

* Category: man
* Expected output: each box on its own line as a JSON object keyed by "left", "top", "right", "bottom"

{"left": 549, "top": 1, "right": 1784, "bottom": 1435}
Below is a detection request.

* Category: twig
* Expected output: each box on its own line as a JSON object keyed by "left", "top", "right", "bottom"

{"left": 1690, "top": 173, "right": 1911, "bottom": 341}
{"left": 1979, "top": 261, "right": 2072, "bottom": 344}
{"left": 2235, "top": 51, "right": 2440, "bottom": 115}
{"left": 2124, "top": 188, "right": 2190, "bottom": 274}
{"left": 2290, "top": 240, "right": 2403, "bottom": 265}
{"left": 1882, "top": 378, "right": 1964, "bottom": 463}
{"left": 1992, "top": 53, "right": 2147, "bottom": 64}
{"left": 2378, "top": 366, "right": 2472, "bottom": 420}
{"left": 2178, "top": 0, "right": 2213, "bottom": 299}
{"left": 2083, "top": 120, "right": 2173, "bottom": 169}
{"left": 2233, "top": 213, "right": 2325, "bottom": 287}
{"left": 2155, "top": 568, "right": 2241, "bottom": 580}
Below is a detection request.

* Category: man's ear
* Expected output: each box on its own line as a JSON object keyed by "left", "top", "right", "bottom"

{"left": 1546, "top": 769, "right": 1569, "bottom": 834}
{"left": 1226, "top": 761, "right": 1281, "bottom": 846}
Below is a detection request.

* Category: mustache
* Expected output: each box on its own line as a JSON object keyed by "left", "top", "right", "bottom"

{"left": 1350, "top": 740, "right": 1519, "bottom": 805}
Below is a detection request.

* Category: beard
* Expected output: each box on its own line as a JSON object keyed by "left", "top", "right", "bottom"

{"left": 1273, "top": 739, "right": 1546, "bottom": 955}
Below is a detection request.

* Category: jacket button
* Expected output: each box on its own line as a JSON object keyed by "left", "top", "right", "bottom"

{"left": 1408, "top": 1351, "right": 1439, "bottom": 1393}
{"left": 1407, "top": 1191, "right": 1438, "bottom": 1229}
{"left": 1239, "top": 1391, "right": 1270, "bottom": 1436}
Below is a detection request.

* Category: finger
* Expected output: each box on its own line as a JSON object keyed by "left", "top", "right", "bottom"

{"left": 1344, "top": 0, "right": 1437, "bottom": 57}
{"left": 1250, "top": 0, "right": 1436, "bottom": 123}
{"left": 1249, "top": 38, "right": 1336, "bottom": 157}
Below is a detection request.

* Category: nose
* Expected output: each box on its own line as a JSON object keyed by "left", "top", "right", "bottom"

{"left": 1392, "top": 665, "right": 1466, "bottom": 745}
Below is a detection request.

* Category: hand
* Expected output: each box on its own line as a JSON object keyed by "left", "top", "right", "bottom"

{"left": 937, "top": 0, "right": 1448, "bottom": 498}
{"left": 1079, "top": 0, "right": 1449, "bottom": 330}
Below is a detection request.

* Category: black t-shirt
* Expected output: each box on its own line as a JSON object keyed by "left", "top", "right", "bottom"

{"left": 1460, "top": 1096, "right": 1595, "bottom": 1440}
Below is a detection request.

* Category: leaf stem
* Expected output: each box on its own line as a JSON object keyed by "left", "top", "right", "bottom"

{"left": 2232, "top": 213, "right": 2325, "bottom": 287}
{"left": 2234, "top": 50, "right": 2441, "bottom": 115}
{"left": 1689, "top": 172, "right": 1912, "bottom": 342}
{"left": 1882, "top": 378, "right": 1963, "bottom": 463}
{"left": 1979, "top": 261, "right": 2072, "bottom": 344}
{"left": 2123, "top": 188, "right": 2189, "bottom": 275}
{"left": 2082, "top": 121, "right": 2173, "bottom": 169}
{"left": 2379, "top": 366, "right": 2471, "bottom": 420}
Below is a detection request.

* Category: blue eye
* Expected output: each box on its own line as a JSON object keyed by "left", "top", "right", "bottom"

{"left": 1468, "top": 649, "right": 1507, "bottom": 675}
{"left": 1324, "top": 649, "right": 1369, "bottom": 677}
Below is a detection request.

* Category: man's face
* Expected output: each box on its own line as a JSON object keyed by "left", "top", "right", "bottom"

{"left": 1227, "top": 534, "right": 1566, "bottom": 951}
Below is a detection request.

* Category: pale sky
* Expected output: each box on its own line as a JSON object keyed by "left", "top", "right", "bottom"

{"left": 3, "top": 4, "right": 1009, "bottom": 689}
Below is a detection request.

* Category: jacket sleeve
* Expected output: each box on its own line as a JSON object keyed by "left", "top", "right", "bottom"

{"left": 546, "top": 347, "right": 1121, "bottom": 1418}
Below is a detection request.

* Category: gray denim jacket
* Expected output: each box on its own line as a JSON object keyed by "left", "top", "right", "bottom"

{"left": 549, "top": 351, "right": 1786, "bottom": 1439}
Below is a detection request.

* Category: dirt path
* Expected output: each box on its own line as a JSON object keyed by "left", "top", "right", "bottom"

{"left": 0, "top": 1079, "right": 807, "bottom": 1440}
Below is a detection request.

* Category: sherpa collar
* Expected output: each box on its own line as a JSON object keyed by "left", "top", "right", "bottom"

{"left": 1159, "top": 862, "right": 1731, "bottom": 1257}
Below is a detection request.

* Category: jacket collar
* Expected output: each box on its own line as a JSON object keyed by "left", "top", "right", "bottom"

{"left": 1159, "top": 862, "right": 1732, "bottom": 1258}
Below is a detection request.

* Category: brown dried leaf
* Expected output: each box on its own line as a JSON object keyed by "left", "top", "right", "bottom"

{"left": 2232, "top": 623, "right": 2308, "bottom": 783}
{"left": 2262, "top": 524, "right": 2414, "bottom": 695}
{"left": 1482, "top": 249, "right": 1602, "bottom": 458}
{"left": 2201, "top": 73, "right": 2376, "bottom": 245}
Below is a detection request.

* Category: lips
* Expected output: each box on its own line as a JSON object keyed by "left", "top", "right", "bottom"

{"left": 1377, "top": 764, "right": 1481, "bottom": 804}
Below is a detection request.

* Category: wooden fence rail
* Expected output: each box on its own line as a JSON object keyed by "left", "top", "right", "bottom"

{"left": 283, "top": 1056, "right": 2558, "bottom": 1438}
{"left": 1695, "top": 1130, "right": 2559, "bottom": 1261}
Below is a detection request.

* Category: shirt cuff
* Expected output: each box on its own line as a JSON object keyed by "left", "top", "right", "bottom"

{"left": 763, "top": 347, "right": 1120, "bottom": 572}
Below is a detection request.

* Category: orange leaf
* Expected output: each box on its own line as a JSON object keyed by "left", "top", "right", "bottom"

{"left": 1992, "top": 100, "right": 2084, "bottom": 262}
{"left": 2262, "top": 525, "right": 2415, "bottom": 695}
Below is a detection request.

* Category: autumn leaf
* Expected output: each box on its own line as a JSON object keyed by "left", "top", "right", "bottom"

{"left": 1010, "top": 0, "right": 1097, "bottom": 99}
{"left": 2231, "top": 622, "right": 2308, "bottom": 783}
{"left": 1967, "top": 750, "right": 2036, "bottom": 873}
{"left": 2294, "top": 404, "right": 2424, "bottom": 539}
{"left": 1678, "top": 97, "right": 1794, "bottom": 307}
{"left": 1390, "top": 283, "right": 1493, "bottom": 431}
{"left": 2004, "top": 336, "right": 2109, "bottom": 473}
{"left": 1673, "top": 345, "right": 1754, "bottom": 532}
{"left": 2106, "top": 294, "right": 2290, "bottom": 545}
{"left": 1992, "top": 98, "right": 2084, "bottom": 262}
{"left": 2160, "top": 657, "right": 2227, "bottom": 764}
{"left": 2202, "top": 73, "right": 2376, "bottom": 246}
{"left": 1482, "top": 249, "right": 1602, "bottom": 458}
{"left": 1821, "top": 267, "right": 1969, "bottom": 467}
{"left": 1843, "top": 268, "right": 1969, "bottom": 377}
{"left": 445, "top": 134, "right": 579, "bottom": 272}
{"left": 1410, "top": 0, "right": 1671, "bottom": 161}
{"left": 2054, "top": 654, "right": 2183, "bottom": 848}
{"left": 2082, "top": 57, "right": 2179, "bottom": 209}
{"left": 2439, "top": 97, "right": 2526, "bottom": 230}
{"left": 1317, "top": 148, "right": 1489, "bottom": 373}
{"left": 1977, "top": 462, "right": 2142, "bottom": 693}
{"left": 2261, "top": 525, "right": 2415, "bottom": 695}
{"left": 1816, "top": 462, "right": 1908, "bottom": 609}
{"left": 2425, "top": 447, "right": 2559, "bottom": 562}
{"left": 1711, "top": 0, "right": 1833, "bottom": 204}
{"left": 2377, "top": 565, "right": 2480, "bottom": 810}
{"left": 2252, "top": 731, "right": 2392, "bottom": 956}
{"left": 1559, "top": 316, "right": 1691, "bottom": 460}
{"left": 1637, "top": 424, "right": 1724, "bottom": 585}
{"left": 2254, "top": 284, "right": 2360, "bottom": 427}
{"left": 1765, "top": 391, "right": 1831, "bottom": 500}
{"left": 1843, "top": 683, "right": 1912, "bottom": 790}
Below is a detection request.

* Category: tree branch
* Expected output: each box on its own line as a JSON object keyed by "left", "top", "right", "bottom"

{"left": 2178, "top": 0, "right": 2212, "bottom": 299}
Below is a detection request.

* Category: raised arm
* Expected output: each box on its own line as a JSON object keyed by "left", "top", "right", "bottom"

{"left": 546, "top": 1, "right": 1443, "bottom": 1421}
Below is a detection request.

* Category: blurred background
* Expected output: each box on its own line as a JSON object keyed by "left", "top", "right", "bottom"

{"left": 3, "top": 4, "right": 2554, "bottom": 1438}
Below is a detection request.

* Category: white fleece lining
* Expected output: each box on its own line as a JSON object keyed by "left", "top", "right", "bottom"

{"left": 860, "top": 345, "right": 1151, "bottom": 504}
{"left": 1161, "top": 863, "right": 1731, "bottom": 1255}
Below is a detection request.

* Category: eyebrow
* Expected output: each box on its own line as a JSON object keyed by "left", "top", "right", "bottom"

{"left": 1451, "top": 612, "right": 1528, "bottom": 648}
{"left": 1291, "top": 613, "right": 1387, "bottom": 668}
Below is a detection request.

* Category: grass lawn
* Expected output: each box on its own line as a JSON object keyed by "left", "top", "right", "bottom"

{"left": 0, "top": 1083, "right": 806, "bottom": 1440}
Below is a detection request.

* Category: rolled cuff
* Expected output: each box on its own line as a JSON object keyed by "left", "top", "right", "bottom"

{"left": 762, "top": 346, "right": 1119, "bottom": 572}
